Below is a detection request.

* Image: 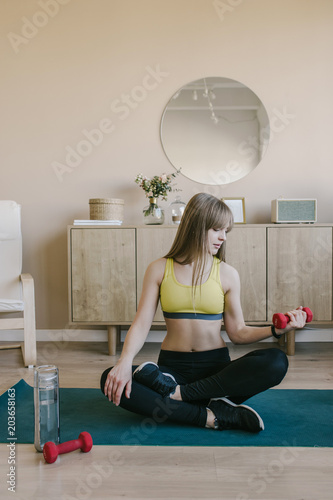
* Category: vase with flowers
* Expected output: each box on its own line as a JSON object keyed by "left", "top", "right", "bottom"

{"left": 135, "top": 171, "right": 179, "bottom": 224}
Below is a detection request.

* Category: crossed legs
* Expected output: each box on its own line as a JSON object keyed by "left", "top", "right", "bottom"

{"left": 100, "top": 347, "right": 288, "bottom": 431}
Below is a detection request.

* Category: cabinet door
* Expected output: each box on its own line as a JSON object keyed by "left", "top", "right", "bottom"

{"left": 267, "top": 227, "right": 332, "bottom": 321}
{"left": 70, "top": 228, "right": 136, "bottom": 322}
{"left": 225, "top": 227, "right": 266, "bottom": 322}
{"left": 136, "top": 227, "right": 178, "bottom": 321}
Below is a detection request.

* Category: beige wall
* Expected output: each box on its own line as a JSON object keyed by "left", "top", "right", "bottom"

{"left": 1, "top": 0, "right": 333, "bottom": 330}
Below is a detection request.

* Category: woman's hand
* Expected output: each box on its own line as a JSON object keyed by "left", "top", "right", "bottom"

{"left": 104, "top": 360, "right": 133, "bottom": 406}
{"left": 278, "top": 306, "right": 307, "bottom": 334}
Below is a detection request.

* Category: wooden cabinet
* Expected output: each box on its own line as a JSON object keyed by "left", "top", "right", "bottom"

{"left": 267, "top": 227, "right": 332, "bottom": 321}
{"left": 70, "top": 228, "right": 136, "bottom": 323}
{"left": 68, "top": 223, "right": 333, "bottom": 356}
{"left": 225, "top": 227, "right": 266, "bottom": 322}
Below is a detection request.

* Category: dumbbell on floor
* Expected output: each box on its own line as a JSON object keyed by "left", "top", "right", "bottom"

{"left": 272, "top": 307, "right": 313, "bottom": 330}
{"left": 43, "top": 431, "right": 93, "bottom": 464}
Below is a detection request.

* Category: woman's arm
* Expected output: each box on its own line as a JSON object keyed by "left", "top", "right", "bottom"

{"left": 221, "top": 263, "right": 307, "bottom": 344}
{"left": 104, "top": 258, "right": 165, "bottom": 405}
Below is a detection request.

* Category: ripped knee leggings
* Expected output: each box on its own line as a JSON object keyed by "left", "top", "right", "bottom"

{"left": 100, "top": 347, "right": 288, "bottom": 429}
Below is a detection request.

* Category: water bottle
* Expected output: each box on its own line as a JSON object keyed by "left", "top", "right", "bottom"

{"left": 34, "top": 365, "right": 60, "bottom": 452}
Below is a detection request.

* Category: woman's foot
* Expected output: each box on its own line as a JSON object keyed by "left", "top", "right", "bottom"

{"left": 207, "top": 397, "right": 264, "bottom": 433}
{"left": 133, "top": 362, "right": 177, "bottom": 397}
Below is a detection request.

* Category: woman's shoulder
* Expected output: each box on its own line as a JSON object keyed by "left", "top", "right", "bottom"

{"left": 219, "top": 260, "right": 240, "bottom": 292}
{"left": 145, "top": 257, "right": 168, "bottom": 281}
{"left": 220, "top": 259, "right": 237, "bottom": 272}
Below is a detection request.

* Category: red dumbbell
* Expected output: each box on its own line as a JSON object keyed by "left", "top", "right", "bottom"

{"left": 272, "top": 307, "right": 313, "bottom": 330}
{"left": 43, "top": 431, "right": 93, "bottom": 464}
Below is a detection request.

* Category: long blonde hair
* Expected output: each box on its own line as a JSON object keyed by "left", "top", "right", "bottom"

{"left": 164, "top": 193, "right": 234, "bottom": 288}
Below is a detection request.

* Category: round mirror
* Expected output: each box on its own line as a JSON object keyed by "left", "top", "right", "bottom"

{"left": 160, "top": 77, "right": 270, "bottom": 185}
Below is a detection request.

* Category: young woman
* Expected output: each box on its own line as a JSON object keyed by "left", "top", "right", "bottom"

{"left": 101, "top": 193, "right": 307, "bottom": 432}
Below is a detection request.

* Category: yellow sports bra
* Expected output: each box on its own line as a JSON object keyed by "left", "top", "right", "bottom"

{"left": 160, "top": 257, "right": 224, "bottom": 320}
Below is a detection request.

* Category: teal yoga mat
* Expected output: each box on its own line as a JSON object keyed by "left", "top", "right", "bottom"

{"left": 1, "top": 379, "right": 332, "bottom": 447}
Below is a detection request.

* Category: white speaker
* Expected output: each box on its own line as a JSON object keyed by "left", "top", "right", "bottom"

{"left": 271, "top": 199, "right": 317, "bottom": 223}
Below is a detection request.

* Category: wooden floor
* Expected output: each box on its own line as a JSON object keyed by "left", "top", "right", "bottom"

{"left": 0, "top": 340, "right": 333, "bottom": 500}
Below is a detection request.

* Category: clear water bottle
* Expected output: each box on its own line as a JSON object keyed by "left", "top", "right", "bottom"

{"left": 34, "top": 365, "right": 60, "bottom": 452}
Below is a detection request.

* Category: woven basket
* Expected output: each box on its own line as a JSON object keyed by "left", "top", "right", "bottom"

{"left": 89, "top": 198, "right": 124, "bottom": 221}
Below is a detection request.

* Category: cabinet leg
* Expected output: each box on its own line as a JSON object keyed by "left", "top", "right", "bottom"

{"left": 286, "top": 329, "right": 295, "bottom": 356}
{"left": 107, "top": 325, "right": 120, "bottom": 356}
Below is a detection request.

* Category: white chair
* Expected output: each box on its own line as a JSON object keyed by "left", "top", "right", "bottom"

{"left": 0, "top": 201, "right": 37, "bottom": 366}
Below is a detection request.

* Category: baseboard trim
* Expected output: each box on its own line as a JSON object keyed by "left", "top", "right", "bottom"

{"left": 1, "top": 327, "right": 333, "bottom": 343}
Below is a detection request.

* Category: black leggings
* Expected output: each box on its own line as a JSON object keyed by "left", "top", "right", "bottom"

{"left": 100, "top": 347, "right": 288, "bottom": 428}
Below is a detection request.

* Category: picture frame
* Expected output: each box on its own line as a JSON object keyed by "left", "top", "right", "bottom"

{"left": 222, "top": 197, "right": 246, "bottom": 224}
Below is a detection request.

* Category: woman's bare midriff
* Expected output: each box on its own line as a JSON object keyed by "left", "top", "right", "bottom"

{"left": 160, "top": 317, "right": 226, "bottom": 352}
